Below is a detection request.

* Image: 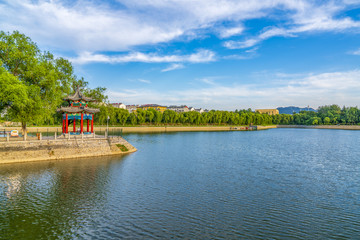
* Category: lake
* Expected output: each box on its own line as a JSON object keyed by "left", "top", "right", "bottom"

{"left": 0, "top": 128, "right": 359, "bottom": 239}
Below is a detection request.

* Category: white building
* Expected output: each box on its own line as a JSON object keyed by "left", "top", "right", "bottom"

{"left": 111, "top": 103, "right": 126, "bottom": 109}
{"left": 167, "top": 105, "right": 189, "bottom": 112}
{"left": 195, "top": 108, "right": 204, "bottom": 114}
{"left": 126, "top": 105, "right": 138, "bottom": 113}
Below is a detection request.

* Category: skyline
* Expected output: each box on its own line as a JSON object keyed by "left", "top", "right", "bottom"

{"left": 1, "top": 0, "right": 360, "bottom": 110}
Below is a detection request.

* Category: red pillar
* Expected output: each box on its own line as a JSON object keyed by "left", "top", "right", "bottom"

{"left": 62, "top": 118, "right": 65, "bottom": 134}
{"left": 66, "top": 114, "right": 68, "bottom": 133}
{"left": 81, "top": 113, "right": 84, "bottom": 133}
{"left": 91, "top": 114, "right": 94, "bottom": 133}
{"left": 73, "top": 116, "right": 76, "bottom": 133}
{"left": 87, "top": 119, "right": 89, "bottom": 132}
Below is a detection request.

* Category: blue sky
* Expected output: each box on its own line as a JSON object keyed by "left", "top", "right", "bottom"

{"left": 1, "top": 0, "right": 360, "bottom": 110}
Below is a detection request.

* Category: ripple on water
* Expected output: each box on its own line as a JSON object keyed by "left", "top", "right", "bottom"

{"left": 0, "top": 129, "right": 360, "bottom": 238}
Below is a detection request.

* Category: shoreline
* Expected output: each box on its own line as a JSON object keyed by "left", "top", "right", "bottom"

{"left": 1, "top": 125, "right": 359, "bottom": 134}
{"left": 0, "top": 136, "right": 137, "bottom": 164}
{"left": 1, "top": 125, "right": 276, "bottom": 133}
{"left": 277, "top": 125, "right": 360, "bottom": 130}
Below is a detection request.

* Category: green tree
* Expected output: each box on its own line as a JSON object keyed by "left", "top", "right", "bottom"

{"left": 0, "top": 64, "right": 41, "bottom": 132}
{"left": 323, "top": 117, "right": 331, "bottom": 125}
{"left": 0, "top": 31, "right": 76, "bottom": 134}
{"left": 136, "top": 109, "right": 146, "bottom": 125}
{"left": 146, "top": 109, "right": 155, "bottom": 124}
{"left": 116, "top": 108, "right": 130, "bottom": 126}
{"left": 97, "top": 105, "right": 109, "bottom": 125}
{"left": 129, "top": 112, "right": 137, "bottom": 125}
{"left": 154, "top": 111, "right": 163, "bottom": 125}
{"left": 108, "top": 106, "right": 117, "bottom": 125}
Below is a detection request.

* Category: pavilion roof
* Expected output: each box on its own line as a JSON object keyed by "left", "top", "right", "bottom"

{"left": 64, "top": 87, "right": 95, "bottom": 102}
{"left": 57, "top": 106, "right": 100, "bottom": 114}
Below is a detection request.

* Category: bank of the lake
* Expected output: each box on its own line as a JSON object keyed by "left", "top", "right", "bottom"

{"left": 4, "top": 124, "right": 360, "bottom": 133}
{"left": 277, "top": 125, "right": 360, "bottom": 130}
{"left": 0, "top": 136, "right": 136, "bottom": 164}
{"left": 2, "top": 125, "right": 276, "bottom": 133}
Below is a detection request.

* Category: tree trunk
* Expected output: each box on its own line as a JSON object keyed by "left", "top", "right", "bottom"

{"left": 22, "top": 122, "right": 27, "bottom": 139}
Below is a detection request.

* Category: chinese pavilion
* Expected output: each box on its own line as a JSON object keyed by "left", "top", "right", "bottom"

{"left": 58, "top": 87, "right": 100, "bottom": 135}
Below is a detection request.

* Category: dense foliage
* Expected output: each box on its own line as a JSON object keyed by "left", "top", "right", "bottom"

{"left": 79, "top": 104, "right": 360, "bottom": 126}
{"left": 0, "top": 31, "right": 105, "bottom": 131}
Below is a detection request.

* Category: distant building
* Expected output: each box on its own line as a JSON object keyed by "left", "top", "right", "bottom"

{"left": 126, "top": 105, "right": 138, "bottom": 113}
{"left": 111, "top": 103, "right": 126, "bottom": 109}
{"left": 277, "top": 106, "right": 317, "bottom": 114}
{"left": 255, "top": 109, "right": 279, "bottom": 115}
{"left": 187, "top": 107, "right": 205, "bottom": 113}
{"left": 138, "top": 104, "right": 167, "bottom": 113}
{"left": 168, "top": 105, "right": 189, "bottom": 112}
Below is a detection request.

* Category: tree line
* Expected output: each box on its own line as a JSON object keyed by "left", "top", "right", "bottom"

{"left": 91, "top": 108, "right": 275, "bottom": 126}
{"left": 59, "top": 104, "right": 360, "bottom": 126}
{"left": 289, "top": 105, "right": 360, "bottom": 125}
{"left": 5, "top": 102, "right": 359, "bottom": 127}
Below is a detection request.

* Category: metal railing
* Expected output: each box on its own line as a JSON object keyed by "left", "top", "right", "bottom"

{"left": 0, "top": 128, "right": 124, "bottom": 142}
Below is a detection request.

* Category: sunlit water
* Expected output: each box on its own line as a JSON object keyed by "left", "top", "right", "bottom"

{"left": 0, "top": 129, "right": 360, "bottom": 239}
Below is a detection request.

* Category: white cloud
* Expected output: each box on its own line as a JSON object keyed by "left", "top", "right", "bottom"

{"left": 70, "top": 49, "right": 216, "bottom": 64}
{"left": 0, "top": 0, "right": 184, "bottom": 52}
{"left": 108, "top": 70, "right": 360, "bottom": 110}
{"left": 343, "top": 0, "right": 360, "bottom": 4}
{"left": 224, "top": 39, "right": 260, "bottom": 49}
{"left": 138, "top": 79, "right": 151, "bottom": 84}
{"left": 1, "top": 0, "right": 359, "bottom": 53}
{"left": 200, "top": 78, "right": 216, "bottom": 85}
{"left": 222, "top": 47, "right": 258, "bottom": 59}
{"left": 218, "top": 26, "right": 244, "bottom": 38}
{"left": 161, "top": 63, "right": 185, "bottom": 72}
{"left": 224, "top": 1, "right": 360, "bottom": 49}
{"left": 224, "top": 27, "right": 295, "bottom": 48}
{"left": 222, "top": 54, "right": 253, "bottom": 60}
{"left": 349, "top": 48, "right": 360, "bottom": 55}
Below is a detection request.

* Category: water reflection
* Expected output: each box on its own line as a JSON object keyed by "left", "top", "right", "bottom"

{"left": 0, "top": 156, "right": 127, "bottom": 239}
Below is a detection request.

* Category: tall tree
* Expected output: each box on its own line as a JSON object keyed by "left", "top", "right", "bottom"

{"left": 0, "top": 31, "right": 76, "bottom": 134}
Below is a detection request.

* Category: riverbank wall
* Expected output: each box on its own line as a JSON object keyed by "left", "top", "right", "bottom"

{"left": 277, "top": 125, "right": 360, "bottom": 130}
{"left": 4, "top": 125, "right": 360, "bottom": 133}
{"left": 257, "top": 125, "right": 277, "bottom": 130}
{"left": 0, "top": 136, "right": 136, "bottom": 164}
{"left": 1, "top": 125, "right": 277, "bottom": 133}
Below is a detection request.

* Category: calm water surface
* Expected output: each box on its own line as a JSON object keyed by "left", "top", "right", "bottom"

{"left": 0, "top": 129, "right": 360, "bottom": 239}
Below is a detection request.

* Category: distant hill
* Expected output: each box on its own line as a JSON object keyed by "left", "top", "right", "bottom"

{"left": 277, "top": 106, "right": 317, "bottom": 114}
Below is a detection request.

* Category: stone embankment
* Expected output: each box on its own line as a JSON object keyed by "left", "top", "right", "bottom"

{"left": 4, "top": 125, "right": 360, "bottom": 133}
{"left": 277, "top": 125, "right": 360, "bottom": 130}
{"left": 1, "top": 126, "right": 277, "bottom": 133}
{"left": 256, "top": 125, "right": 277, "bottom": 130}
{"left": 0, "top": 136, "right": 136, "bottom": 164}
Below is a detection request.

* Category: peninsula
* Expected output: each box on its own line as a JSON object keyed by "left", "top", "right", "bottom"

{"left": 0, "top": 87, "right": 137, "bottom": 164}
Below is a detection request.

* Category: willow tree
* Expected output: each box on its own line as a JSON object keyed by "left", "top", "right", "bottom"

{"left": 0, "top": 31, "right": 76, "bottom": 134}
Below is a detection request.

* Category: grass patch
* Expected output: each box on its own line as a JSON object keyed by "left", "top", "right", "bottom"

{"left": 116, "top": 144, "right": 128, "bottom": 152}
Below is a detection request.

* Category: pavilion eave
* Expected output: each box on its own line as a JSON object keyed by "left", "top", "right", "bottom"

{"left": 57, "top": 106, "right": 100, "bottom": 114}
